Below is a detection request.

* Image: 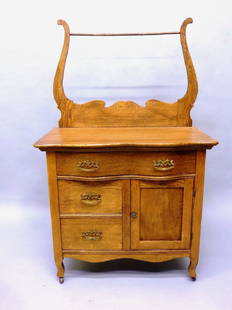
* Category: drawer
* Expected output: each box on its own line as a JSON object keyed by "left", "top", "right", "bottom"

{"left": 61, "top": 218, "right": 122, "bottom": 250}
{"left": 58, "top": 180, "right": 125, "bottom": 214}
{"left": 56, "top": 151, "right": 196, "bottom": 176}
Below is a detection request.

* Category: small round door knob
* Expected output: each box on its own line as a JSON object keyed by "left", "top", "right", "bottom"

{"left": 131, "top": 211, "right": 137, "bottom": 219}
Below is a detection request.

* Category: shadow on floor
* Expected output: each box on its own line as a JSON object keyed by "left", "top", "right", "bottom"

{"left": 64, "top": 257, "right": 189, "bottom": 279}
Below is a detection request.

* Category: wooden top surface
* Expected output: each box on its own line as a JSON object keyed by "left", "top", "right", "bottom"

{"left": 34, "top": 127, "right": 218, "bottom": 151}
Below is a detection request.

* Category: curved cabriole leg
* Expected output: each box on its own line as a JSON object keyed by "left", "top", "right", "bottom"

{"left": 56, "top": 260, "right": 65, "bottom": 284}
{"left": 188, "top": 259, "right": 197, "bottom": 281}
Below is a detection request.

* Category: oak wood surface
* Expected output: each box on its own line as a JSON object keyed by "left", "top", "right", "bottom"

{"left": 46, "top": 152, "right": 64, "bottom": 277}
{"left": 131, "top": 178, "right": 193, "bottom": 250}
{"left": 63, "top": 253, "right": 189, "bottom": 263}
{"left": 33, "top": 17, "right": 219, "bottom": 280}
{"left": 34, "top": 127, "right": 218, "bottom": 151}
{"left": 58, "top": 180, "right": 125, "bottom": 214}
{"left": 122, "top": 180, "right": 131, "bottom": 250}
{"left": 61, "top": 218, "right": 122, "bottom": 250}
{"left": 57, "top": 174, "right": 195, "bottom": 182}
{"left": 60, "top": 214, "right": 122, "bottom": 219}
{"left": 188, "top": 151, "right": 206, "bottom": 279}
{"left": 53, "top": 18, "right": 198, "bottom": 128}
{"left": 62, "top": 249, "right": 190, "bottom": 263}
{"left": 56, "top": 151, "right": 196, "bottom": 177}
{"left": 140, "top": 184, "right": 183, "bottom": 240}
{"left": 62, "top": 249, "right": 190, "bottom": 254}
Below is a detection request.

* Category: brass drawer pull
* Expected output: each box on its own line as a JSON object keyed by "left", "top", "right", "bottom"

{"left": 81, "top": 231, "right": 103, "bottom": 241}
{"left": 153, "top": 159, "right": 175, "bottom": 171}
{"left": 78, "top": 160, "right": 99, "bottom": 172}
{"left": 80, "top": 192, "right": 102, "bottom": 206}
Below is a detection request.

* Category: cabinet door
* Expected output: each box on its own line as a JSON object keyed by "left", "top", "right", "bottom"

{"left": 131, "top": 178, "right": 194, "bottom": 250}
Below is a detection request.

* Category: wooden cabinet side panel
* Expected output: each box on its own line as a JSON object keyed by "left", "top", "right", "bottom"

{"left": 46, "top": 152, "right": 63, "bottom": 268}
{"left": 190, "top": 151, "right": 206, "bottom": 268}
{"left": 181, "top": 178, "right": 194, "bottom": 248}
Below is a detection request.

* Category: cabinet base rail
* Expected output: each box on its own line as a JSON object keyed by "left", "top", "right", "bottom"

{"left": 55, "top": 250, "right": 197, "bottom": 283}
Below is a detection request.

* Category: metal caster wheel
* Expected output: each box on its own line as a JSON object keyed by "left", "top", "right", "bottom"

{"left": 191, "top": 277, "right": 196, "bottom": 281}
{"left": 59, "top": 277, "right": 64, "bottom": 284}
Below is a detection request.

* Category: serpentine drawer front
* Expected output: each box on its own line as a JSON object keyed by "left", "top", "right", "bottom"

{"left": 34, "top": 18, "right": 218, "bottom": 283}
{"left": 56, "top": 151, "right": 196, "bottom": 177}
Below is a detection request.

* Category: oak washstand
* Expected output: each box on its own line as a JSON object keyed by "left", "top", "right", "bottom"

{"left": 34, "top": 18, "right": 218, "bottom": 283}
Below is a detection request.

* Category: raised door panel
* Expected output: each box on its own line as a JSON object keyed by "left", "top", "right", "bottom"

{"left": 131, "top": 178, "right": 194, "bottom": 249}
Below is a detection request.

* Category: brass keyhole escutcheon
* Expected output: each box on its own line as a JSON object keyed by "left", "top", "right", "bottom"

{"left": 131, "top": 211, "right": 137, "bottom": 219}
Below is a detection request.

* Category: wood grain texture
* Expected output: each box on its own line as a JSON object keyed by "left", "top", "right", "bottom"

{"left": 53, "top": 19, "right": 198, "bottom": 128}
{"left": 56, "top": 151, "right": 196, "bottom": 177}
{"left": 34, "top": 127, "right": 218, "bottom": 151}
{"left": 68, "top": 100, "right": 179, "bottom": 128}
{"left": 177, "top": 18, "right": 198, "bottom": 126}
{"left": 131, "top": 178, "right": 193, "bottom": 250}
{"left": 140, "top": 186, "right": 183, "bottom": 240}
{"left": 60, "top": 214, "right": 122, "bottom": 219}
{"left": 57, "top": 174, "right": 195, "bottom": 182}
{"left": 61, "top": 218, "right": 122, "bottom": 250}
{"left": 58, "top": 180, "right": 125, "bottom": 214}
{"left": 34, "top": 17, "right": 218, "bottom": 281}
{"left": 122, "top": 180, "right": 131, "bottom": 250}
{"left": 53, "top": 20, "right": 73, "bottom": 128}
{"left": 63, "top": 252, "right": 189, "bottom": 263}
{"left": 46, "top": 152, "right": 64, "bottom": 277}
{"left": 188, "top": 151, "right": 206, "bottom": 279}
{"left": 62, "top": 249, "right": 190, "bottom": 254}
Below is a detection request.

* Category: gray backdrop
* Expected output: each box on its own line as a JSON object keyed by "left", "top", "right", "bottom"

{"left": 0, "top": 1, "right": 231, "bottom": 309}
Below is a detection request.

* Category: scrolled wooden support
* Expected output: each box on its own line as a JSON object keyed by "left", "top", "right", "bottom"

{"left": 177, "top": 18, "right": 198, "bottom": 126}
{"left": 53, "top": 19, "right": 73, "bottom": 127}
{"left": 53, "top": 18, "right": 198, "bottom": 128}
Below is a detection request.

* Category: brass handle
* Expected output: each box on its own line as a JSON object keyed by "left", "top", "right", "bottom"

{"left": 81, "top": 231, "right": 103, "bottom": 240}
{"left": 153, "top": 159, "right": 175, "bottom": 171}
{"left": 78, "top": 160, "right": 99, "bottom": 172}
{"left": 131, "top": 211, "right": 137, "bottom": 219}
{"left": 80, "top": 192, "right": 102, "bottom": 206}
